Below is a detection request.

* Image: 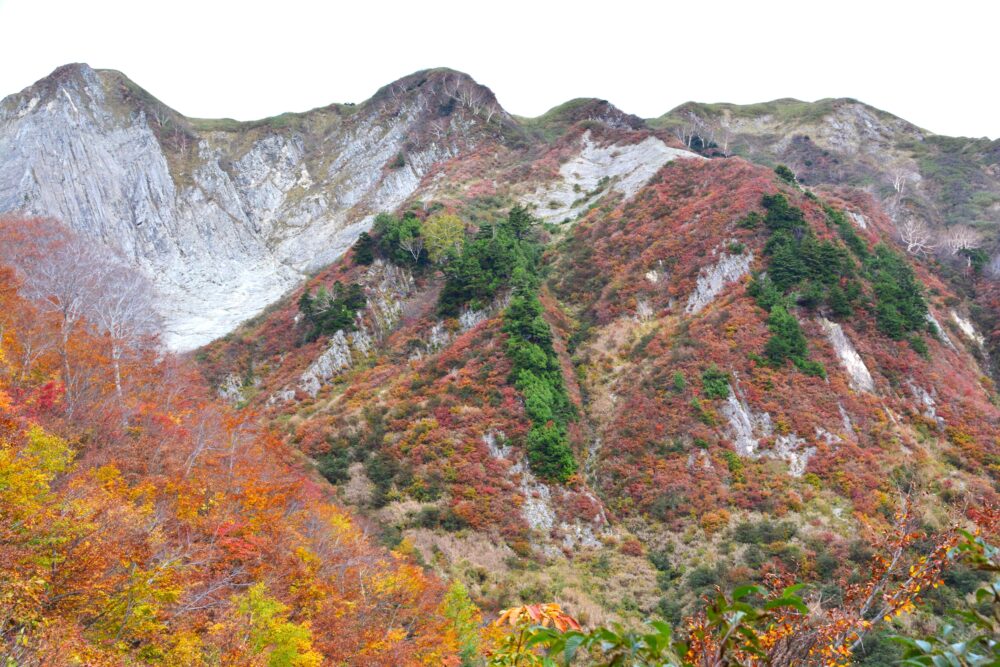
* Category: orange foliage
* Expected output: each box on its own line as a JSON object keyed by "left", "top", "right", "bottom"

{"left": 0, "top": 243, "right": 458, "bottom": 664}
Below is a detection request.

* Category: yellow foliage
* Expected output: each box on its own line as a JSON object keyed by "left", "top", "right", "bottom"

{"left": 161, "top": 631, "right": 210, "bottom": 667}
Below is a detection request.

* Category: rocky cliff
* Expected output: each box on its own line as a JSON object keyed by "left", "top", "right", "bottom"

{"left": 654, "top": 97, "right": 1000, "bottom": 244}
{"left": 0, "top": 64, "right": 506, "bottom": 349}
{"left": 5, "top": 67, "right": 998, "bottom": 354}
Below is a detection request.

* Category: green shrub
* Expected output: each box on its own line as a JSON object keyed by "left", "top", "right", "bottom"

{"left": 526, "top": 423, "right": 576, "bottom": 483}
{"left": 868, "top": 244, "right": 928, "bottom": 341}
{"left": 721, "top": 450, "right": 745, "bottom": 482}
{"left": 437, "top": 207, "right": 580, "bottom": 483}
{"left": 701, "top": 365, "right": 731, "bottom": 399}
{"left": 316, "top": 450, "right": 351, "bottom": 485}
{"left": 649, "top": 550, "right": 672, "bottom": 572}
{"left": 774, "top": 164, "right": 796, "bottom": 183}
{"left": 734, "top": 520, "right": 797, "bottom": 544}
{"left": 298, "top": 281, "right": 366, "bottom": 342}
{"left": 372, "top": 212, "right": 428, "bottom": 266}
{"left": 687, "top": 566, "right": 720, "bottom": 590}
{"left": 737, "top": 211, "right": 761, "bottom": 229}
{"left": 352, "top": 231, "right": 375, "bottom": 265}
{"left": 764, "top": 305, "right": 808, "bottom": 366}
{"left": 656, "top": 597, "right": 684, "bottom": 625}
{"left": 438, "top": 211, "right": 535, "bottom": 316}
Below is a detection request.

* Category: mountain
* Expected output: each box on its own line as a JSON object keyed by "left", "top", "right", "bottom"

{"left": 3, "top": 67, "right": 997, "bottom": 350}
{"left": 0, "top": 64, "right": 509, "bottom": 349}
{"left": 189, "top": 89, "right": 998, "bottom": 648}
{"left": 653, "top": 97, "right": 1000, "bottom": 239}
{"left": 2, "top": 65, "right": 999, "bottom": 663}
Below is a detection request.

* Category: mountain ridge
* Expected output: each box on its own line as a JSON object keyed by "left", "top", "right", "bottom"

{"left": 1, "top": 64, "right": 997, "bottom": 351}
{"left": 1, "top": 61, "right": 998, "bottom": 662}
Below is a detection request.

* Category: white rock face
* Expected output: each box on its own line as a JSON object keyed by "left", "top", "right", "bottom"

{"left": 289, "top": 260, "right": 415, "bottom": 398}
{"left": 0, "top": 65, "right": 480, "bottom": 350}
{"left": 817, "top": 318, "right": 875, "bottom": 393}
{"left": 685, "top": 252, "right": 754, "bottom": 314}
{"left": 721, "top": 389, "right": 816, "bottom": 477}
{"left": 364, "top": 260, "right": 416, "bottom": 339}
{"left": 927, "top": 311, "right": 956, "bottom": 350}
{"left": 483, "top": 430, "right": 511, "bottom": 459}
{"left": 722, "top": 392, "right": 773, "bottom": 459}
{"left": 218, "top": 373, "right": 250, "bottom": 405}
{"left": 520, "top": 476, "right": 557, "bottom": 533}
{"left": 951, "top": 310, "right": 985, "bottom": 347}
{"left": 412, "top": 300, "right": 499, "bottom": 360}
{"left": 458, "top": 308, "right": 487, "bottom": 331}
{"left": 847, "top": 210, "right": 868, "bottom": 229}
{"left": 838, "top": 403, "right": 855, "bottom": 438}
{"left": 483, "top": 431, "right": 555, "bottom": 532}
{"left": 525, "top": 130, "right": 702, "bottom": 223}
{"left": 299, "top": 330, "right": 353, "bottom": 397}
{"left": 906, "top": 379, "right": 940, "bottom": 422}
{"left": 484, "top": 430, "right": 603, "bottom": 550}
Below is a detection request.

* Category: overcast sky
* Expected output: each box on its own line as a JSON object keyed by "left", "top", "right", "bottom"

{"left": 0, "top": 0, "right": 996, "bottom": 138}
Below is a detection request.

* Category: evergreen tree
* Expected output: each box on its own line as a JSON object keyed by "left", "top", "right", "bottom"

{"left": 765, "top": 305, "right": 808, "bottom": 366}
{"left": 352, "top": 231, "right": 375, "bottom": 265}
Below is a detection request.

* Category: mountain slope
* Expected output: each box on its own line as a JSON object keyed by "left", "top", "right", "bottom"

{"left": 5, "top": 67, "right": 997, "bottom": 356}
{"left": 653, "top": 97, "right": 1000, "bottom": 249}
{"left": 0, "top": 64, "right": 509, "bottom": 349}
{"left": 2, "top": 64, "right": 999, "bottom": 655}
{"left": 196, "top": 116, "right": 999, "bottom": 628}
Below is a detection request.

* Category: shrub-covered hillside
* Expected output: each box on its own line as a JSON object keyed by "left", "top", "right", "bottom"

{"left": 197, "top": 120, "right": 998, "bottom": 655}
{"left": 0, "top": 221, "right": 463, "bottom": 665}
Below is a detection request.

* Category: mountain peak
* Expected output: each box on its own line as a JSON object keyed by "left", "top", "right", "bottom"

{"left": 368, "top": 67, "right": 509, "bottom": 123}
{"left": 3, "top": 62, "right": 99, "bottom": 105}
{"left": 525, "top": 97, "right": 644, "bottom": 135}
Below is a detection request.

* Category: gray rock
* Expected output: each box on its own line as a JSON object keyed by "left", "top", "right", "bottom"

{"left": 0, "top": 64, "right": 492, "bottom": 350}
{"left": 685, "top": 250, "right": 754, "bottom": 314}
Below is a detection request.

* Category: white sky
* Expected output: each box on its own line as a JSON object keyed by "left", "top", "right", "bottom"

{"left": 0, "top": 0, "right": 997, "bottom": 139}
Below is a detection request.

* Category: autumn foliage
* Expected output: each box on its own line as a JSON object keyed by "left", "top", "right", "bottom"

{"left": 0, "top": 219, "right": 460, "bottom": 665}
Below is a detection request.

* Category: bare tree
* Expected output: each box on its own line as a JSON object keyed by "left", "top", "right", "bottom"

{"left": 0, "top": 220, "right": 106, "bottom": 415}
{"left": 940, "top": 225, "right": 983, "bottom": 262}
{"left": 398, "top": 233, "right": 424, "bottom": 263}
{"left": 0, "top": 218, "right": 162, "bottom": 417}
{"left": 428, "top": 117, "right": 448, "bottom": 140}
{"left": 151, "top": 106, "right": 168, "bottom": 129}
{"left": 897, "top": 217, "right": 937, "bottom": 256}
{"left": 717, "top": 120, "right": 733, "bottom": 156}
{"left": 443, "top": 75, "right": 487, "bottom": 115}
{"left": 890, "top": 168, "right": 909, "bottom": 197}
{"left": 673, "top": 120, "right": 696, "bottom": 149}
{"left": 91, "top": 264, "right": 161, "bottom": 414}
{"left": 886, "top": 166, "right": 915, "bottom": 218}
{"left": 697, "top": 117, "right": 716, "bottom": 150}
{"left": 483, "top": 103, "right": 500, "bottom": 125}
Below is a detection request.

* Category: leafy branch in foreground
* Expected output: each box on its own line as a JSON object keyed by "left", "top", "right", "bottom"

{"left": 485, "top": 503, "right": 995, "bottom": 667}
{"left": 891, "top": 507, "right": 999, "bottom": 666}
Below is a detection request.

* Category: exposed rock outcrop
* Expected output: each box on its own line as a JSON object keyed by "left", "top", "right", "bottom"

{"left": 951, "top": 310, "right": 986, "bottom": 347}
{"left": 721, "top": 387, "right": 816, "bottom": 477}
{"left": 685, "top": 251, "right": 754, "bottom": 314}
{"left": 0, "top": 65, "right": 495, "bottom": 350}
{"left": 526, "top": 130, "right": 701, "bottom": 223}
{"left": 817, "top": 317, "right": 875, "bottom": 393}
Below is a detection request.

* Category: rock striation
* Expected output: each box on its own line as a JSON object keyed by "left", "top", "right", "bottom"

{"left": 0, "top": 65, "right": 501, "bottom": 349}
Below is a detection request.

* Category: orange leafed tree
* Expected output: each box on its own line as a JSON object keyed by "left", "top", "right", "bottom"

{"left": 0, "top": 217, "right": 460, "bottom": 665}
